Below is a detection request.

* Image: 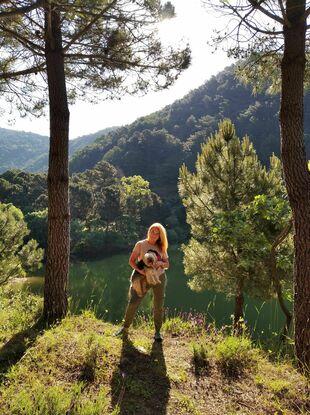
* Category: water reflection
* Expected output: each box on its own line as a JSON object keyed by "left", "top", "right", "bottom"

{"left": 18, "top": 247, "right": 289, "bottom": 336}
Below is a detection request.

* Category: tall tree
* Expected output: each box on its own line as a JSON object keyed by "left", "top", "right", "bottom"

{"left": 179, "top": 120, "right": 272, "bottom": 331}
{"left": 179, "top": 120, "right": 293, "bottom": 335}
{"left": 0, "top": 1, "right": 190, "bottom": 322}
{"left": 205, "top": 0, "right": 310, "bottom": 370}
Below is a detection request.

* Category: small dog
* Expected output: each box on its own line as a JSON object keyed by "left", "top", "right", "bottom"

{"left": 143, "top": 251, "right": 163, "bottom": 285}
{"left": 131, "top": 250, "right": 163, "bottom": 297}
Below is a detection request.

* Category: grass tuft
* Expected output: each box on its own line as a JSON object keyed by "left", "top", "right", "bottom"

{"left": 192, "top": 341, "right": 210, "bottom": 375}
{"left": 0, "top": 287, "right": 42, "bottom": 347}
{"left": 214, "top": 335, "right": 259, "bottom": 378}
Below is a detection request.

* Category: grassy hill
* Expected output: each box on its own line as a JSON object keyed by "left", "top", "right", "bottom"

{"left": 0, "top": 288, "right": 308, "bottom": 415}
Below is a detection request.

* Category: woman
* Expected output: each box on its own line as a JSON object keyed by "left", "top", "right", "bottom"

{"left": 116, "top": 223, "right": 169, "bottom": 341}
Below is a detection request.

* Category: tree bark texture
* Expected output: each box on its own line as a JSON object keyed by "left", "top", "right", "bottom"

{"left": 280, "top": 0, "right": 310, "bottom": 370}
{"left": 43, "top": 2, "right": 70, "bottom": 323}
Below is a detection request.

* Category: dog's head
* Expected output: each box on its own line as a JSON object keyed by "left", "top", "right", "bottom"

{"left": 143, "top": 251, "right": 157, "bottom": 267}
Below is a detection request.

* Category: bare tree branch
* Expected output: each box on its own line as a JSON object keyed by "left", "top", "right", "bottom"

{"left": 278, "top": 0, "right": 291, "bottom": 26}
{"left": 248, "top": 0, "right": 286, "bottom": 26}
{"left": 228, "top": 2, "right": 283, "bottom": 35}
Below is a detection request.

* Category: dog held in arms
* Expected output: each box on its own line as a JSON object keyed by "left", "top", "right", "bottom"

{"left": 131, "top": 250, "right": 164, "bottom": 297}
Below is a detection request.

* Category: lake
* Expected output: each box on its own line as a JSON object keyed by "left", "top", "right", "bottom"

{"left": 20, "top": 246, "right": 288, "bottom": 337}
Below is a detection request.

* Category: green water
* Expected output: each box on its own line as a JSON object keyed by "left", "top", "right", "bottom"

{"left": 21, "top": 247, "right": 288, "bottom": 337}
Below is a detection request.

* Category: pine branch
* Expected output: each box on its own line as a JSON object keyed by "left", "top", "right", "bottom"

{"left": 63, "top": 0, "right": 118, "bottom": 52}
{"left": 0, "top": 24, "right": 44, "bottom": 54}
{"left": 0, "top": 64, "right": 45, "bottom": 79}
{"left": 0, "top": 0, "right": 43, "bottom": 19}
{"left": 64, "top": 53, "right": 168, "bottom": 70}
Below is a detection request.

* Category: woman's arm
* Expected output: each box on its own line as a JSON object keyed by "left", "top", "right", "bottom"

{"left": 129, "top": 242, "right": 146, "bottom": 276}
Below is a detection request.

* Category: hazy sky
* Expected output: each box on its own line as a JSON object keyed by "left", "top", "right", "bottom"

{"left": 1, "top": 0, "right": 234, "bottom": 139}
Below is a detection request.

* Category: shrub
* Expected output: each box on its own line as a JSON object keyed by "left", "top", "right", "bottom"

{"left": 214, "top": 336, "right": 258, "bottom": 377}
{"left": 162, "top": 317, "right": 193, "bottom": 336}
{"left": 192, "top": 342, "right": 210, "bottom": 375}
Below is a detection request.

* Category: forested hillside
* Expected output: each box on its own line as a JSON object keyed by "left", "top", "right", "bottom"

{"left": 0, "top": 129, "right": 49, "bottom": 173}
{"left": 0, "top": 127, "right": 116, "bottom": 173}
{"left": 70, "top": 65, "right": 310, "bottom": 196}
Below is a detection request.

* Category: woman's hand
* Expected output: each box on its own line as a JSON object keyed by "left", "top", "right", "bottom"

{"left": 137, "top": 268, "right": 146, "bottom": 276}
{"left": 155, "top": 261, "right": 165, "bottom": 269}
{"left": 157, "top": 259, "right": 169, "bottom": 270}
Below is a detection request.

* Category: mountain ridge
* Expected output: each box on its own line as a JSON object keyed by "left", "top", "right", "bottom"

{"left": 0, "top": 126, "right": 117, "bottom": 173}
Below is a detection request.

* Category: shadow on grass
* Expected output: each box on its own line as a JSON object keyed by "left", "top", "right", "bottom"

{"left": 0, "top": 315, "right": 46, "bottom": 381}
{"left": 111, "top": 338, "right": 170, "bottom": 415}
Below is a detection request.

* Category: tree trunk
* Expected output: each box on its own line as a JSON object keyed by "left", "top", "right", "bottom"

{"left": 269, "top": 222, "right": 293, "bottom": 340}
{"left": 43, "top": 2, "right": 70, "bottom": 323}
{"left": 270, "top": 249, "right": 292, "bottom": 340}
{"left": 280, "top": 0, "right": 310, "bottom": 370}
{"left": 234, "top": 288, "right": 244, "bottom": 335}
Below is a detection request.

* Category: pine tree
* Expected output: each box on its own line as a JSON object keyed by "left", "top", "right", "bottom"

{"left": 0, "top": 202, "right": 44, "bottom": 285}
{"left": 179, "top": 120, "right": 292, "bottom": 332}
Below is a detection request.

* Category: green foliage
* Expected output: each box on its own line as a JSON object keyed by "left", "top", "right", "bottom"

{"left": 214, "top": 336, "right": 258, "bottom": 377}
{"left": 0, "top": 169, "right": 47, "bottom": 213}
{"left": 179, "top": 120, "right": 292, "bottom": 306}
{"left": 0, "top": 203, "right": 43, "bottom": 285}
{"left": 0, "top": 293, "right": 308, "bottom": 415}
{"left": 0, "top": 127, "right": 110, "bottom": 174}
{"left": 1, "top": 162, "right": 161, "bottom": 258}
{"left": 192, "top": 342, "right": 210, "bottom": 374}
{"left": 0, "top": 129, "right": 49, "bottom": 174}
{"left": 120, "top": 175, "right": 154, "bottom": 221}
{"left": 0, "top": 287, "right": 42, "bottom": 347}
{"left": 70, "top": 66, "right": 310, "bottom": 181}
{"left": 256, "top": 376, "right": 291, "bottom": 395}
{"left": 71, "top": 229, "right": 127, "bottom": 259}
{"left": 25, "top": 209, "right": 48, "bottom": 249}
{"left": 162, "top": 317, "right": 194, "bottom": 336}
{"left": 174, "top": 393, "right": 202, "bottom": 415}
